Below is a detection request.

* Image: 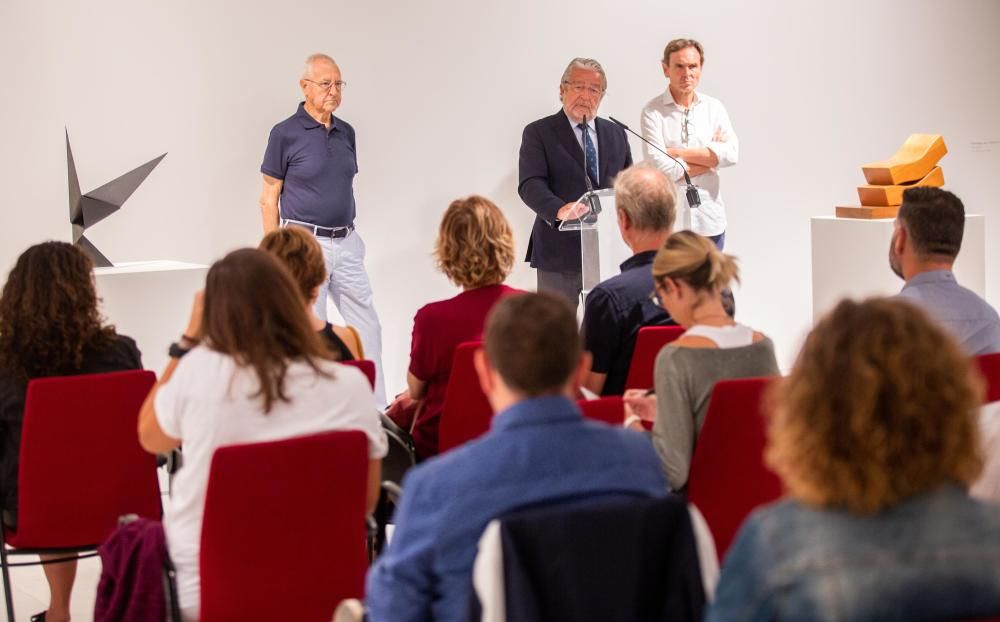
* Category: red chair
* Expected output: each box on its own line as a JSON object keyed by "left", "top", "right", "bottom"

{"left": 623, "top": 326, "right": 685, "bottom": 391}
{"left": 578, "top": 397, "right": 625, "bottom": 426}
{"left": 974, "top": 353, "right": 1000, "bottom": 403}
{"left": 199, "top": 430, "right": 369, "bottom": 622}
{"left": 687, "top": 377, "right": 782, "bottom": 562}
{"left": 341, "top": 359, "right": 376, "bottom": 390}
{"left": 438, "top": 342, "right": 494, "bottom": 453}
{"left": 0, "top": 370, "right": 161, "bottom": 621}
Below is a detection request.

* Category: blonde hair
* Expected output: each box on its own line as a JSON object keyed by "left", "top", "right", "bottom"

{"left": 651, "top": 230, "right": 738, "bottom": 292}
{"left": 258, "top": 227, "right": 326, "bottom": 303}
{"left": 766, "top": 297, "right": 984, "bottom": 515}
{"left": 435, "top": 195, "right": 515, "bottom": 290}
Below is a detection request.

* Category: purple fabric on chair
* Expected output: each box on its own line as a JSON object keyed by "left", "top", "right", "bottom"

{"left": 95, "top": 518, "right": 167, "bottom": 622}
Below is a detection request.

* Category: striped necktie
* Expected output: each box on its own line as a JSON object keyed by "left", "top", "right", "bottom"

{"left": 577, "top": 122, "right": 599, "bottom": 185}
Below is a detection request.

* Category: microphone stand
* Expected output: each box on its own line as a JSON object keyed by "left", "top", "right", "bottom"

{"left": 607, "top": 115, "right": 702, "bottom": 208}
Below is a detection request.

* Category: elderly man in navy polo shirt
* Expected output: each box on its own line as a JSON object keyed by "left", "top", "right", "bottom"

{"left": 259, "top": 53, "right": 386, "bottom": 406}
{"left": 581, "top": 163, "right": 677, "bottom": 396}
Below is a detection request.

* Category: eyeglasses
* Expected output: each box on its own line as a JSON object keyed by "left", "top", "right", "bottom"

{"left": 304, "top": 79, "right": 347, "bottom": 92}
{"left": 563, "top": 81, "right": 605, "bottom": 97}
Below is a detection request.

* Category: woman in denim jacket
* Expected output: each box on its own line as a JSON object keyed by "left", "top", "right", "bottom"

{"left": 709, "top": 297, "right": 1000, "bottom": 622}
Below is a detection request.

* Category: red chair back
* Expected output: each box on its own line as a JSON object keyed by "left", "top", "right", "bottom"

{"left": 687, "top": 377, "right": 782, "bottom": 562}
{"left": 8, "top": 370, "right": 160, "bottom": 549}
{"left": 578, "top": 397, "right": 624, "bottom": 426}
{"left": 624, "top": 326, "right": 685, "bottom": 391}
{"left": 438, "top": 342, "right": 494, "bottom": 453}
{"left": 341, "top": 359, "right": 376, "bottom": 390}
{"left": 974, "top": 353, "right": 1000, "bottom": 403}
{"left": 199, "top": 430, "right": 369, "bottom": 622}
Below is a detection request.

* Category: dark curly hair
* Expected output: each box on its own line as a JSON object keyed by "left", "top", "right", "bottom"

{"left": 0, "top": 241, "right": 117, "bottom": 383}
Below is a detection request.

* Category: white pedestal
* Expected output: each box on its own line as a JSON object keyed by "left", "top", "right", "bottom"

{"left": 811, "top": 215, "right": 985, "bottom": 321}
{"left": 94, "top": 260, "right": 208, "bottom": 374}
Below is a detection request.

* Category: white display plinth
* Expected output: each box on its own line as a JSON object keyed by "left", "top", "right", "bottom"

{"left": 94, "top": 260, "right": 208, "bottom": 374}
{"left": 811, "top": 215, "right": 985, "bottom": 321}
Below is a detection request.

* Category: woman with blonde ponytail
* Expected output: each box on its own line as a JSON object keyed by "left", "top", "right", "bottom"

{"left": 624, "top": 231, "right": 778, "bottom": 490}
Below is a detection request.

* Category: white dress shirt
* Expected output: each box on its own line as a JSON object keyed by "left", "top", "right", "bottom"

{"left": 640, "top": 90, "right": 738, "bottom": 236}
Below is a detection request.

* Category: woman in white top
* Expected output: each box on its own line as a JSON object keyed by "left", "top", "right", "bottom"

{"left": 138, "top": 249, "right": 387, "bottom": 621}
{"left": 624, "top": 231, "right": 778, "bottom": 490}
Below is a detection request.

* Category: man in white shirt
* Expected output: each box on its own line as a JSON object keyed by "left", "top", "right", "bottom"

{"left": 640, "top": 39, "right": 738, "bottom": 249}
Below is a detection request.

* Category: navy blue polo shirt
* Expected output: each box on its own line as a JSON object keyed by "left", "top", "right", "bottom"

{"left": 581, "top": 250, "right": 674, "bottom": 396}
{"left": 260, "top": 102, "right": 358, "bottom": 228}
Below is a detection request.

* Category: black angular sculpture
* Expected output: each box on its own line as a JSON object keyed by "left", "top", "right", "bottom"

{"left": 66, "top": 129, "right": 166, "bottom": 267}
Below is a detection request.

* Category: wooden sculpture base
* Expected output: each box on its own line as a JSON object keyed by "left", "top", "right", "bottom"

{"left": 836, "top": 205, "right": 899, "bottom": 219}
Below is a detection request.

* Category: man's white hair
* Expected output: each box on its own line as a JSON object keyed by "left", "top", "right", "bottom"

{"left": 560, "top": 57, "right": 607, "bottom": 91}
{"left": 302, "top": 53, "right": 338, "bottom": 79}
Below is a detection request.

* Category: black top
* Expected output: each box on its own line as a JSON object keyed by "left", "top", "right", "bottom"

{"left": 581, "top": 250, "right": 674, "bottom": 395}
{"left": 0, "top": 334, "right": 142, "bottom": 513}
{"left": 319, "top": 323, "right": 356, "bottom": 362}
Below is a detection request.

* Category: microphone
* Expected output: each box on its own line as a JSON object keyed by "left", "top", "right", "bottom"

{"left": 607, "top": 116, "right": 701, "bottom": 209}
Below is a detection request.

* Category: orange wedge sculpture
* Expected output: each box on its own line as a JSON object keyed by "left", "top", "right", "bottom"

{"left": 836, "top": 134, "right": 947, "bottom": 219}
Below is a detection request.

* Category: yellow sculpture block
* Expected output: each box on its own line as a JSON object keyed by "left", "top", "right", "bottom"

{"left": 862, "top": 134, "right": 947, "bottom": 186}
{"left": 857, "top": 166, "right": 945, "bottom": 207}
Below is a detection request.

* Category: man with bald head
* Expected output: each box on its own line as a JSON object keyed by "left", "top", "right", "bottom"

{"left": 260, "top": 53, "right": 386, "bottom": 406}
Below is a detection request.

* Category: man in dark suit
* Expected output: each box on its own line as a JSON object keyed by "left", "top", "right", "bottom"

{"left": 518, "top": 57, "right": 633, "bottom": 306}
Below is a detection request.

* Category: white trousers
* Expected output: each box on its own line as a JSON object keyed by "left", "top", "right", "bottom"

{"left": 312, "top": 229, "right": 387, "bottom": 408}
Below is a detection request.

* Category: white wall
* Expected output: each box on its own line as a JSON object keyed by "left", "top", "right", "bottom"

{"left": 2, "top": 0, "right": 999, "bottom": 391}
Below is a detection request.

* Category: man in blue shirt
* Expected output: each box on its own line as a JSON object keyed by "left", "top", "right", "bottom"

{"left": 889, "top": 186, "right": 1000, "bottom": 355}
{"left": 364, "top": 292, "right": 667, "bottom": 622}
{"left": 259, "top": 53, "right": 386, "bottom": 406}
{"left": 581, "top": 163, "right": 677, "bottom": 396}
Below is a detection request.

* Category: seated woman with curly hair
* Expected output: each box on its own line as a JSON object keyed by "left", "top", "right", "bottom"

{"left": 388, "top": 195, "right": 521, "bottom": 460}
{"left": 0, "top": 241, "right": 142, "bottom": 622}
{"left": 259, "top": 226, "right": 363, "bottom": 360}
{"left": 709, "top": 298, "right": 1000, "bottom": 622}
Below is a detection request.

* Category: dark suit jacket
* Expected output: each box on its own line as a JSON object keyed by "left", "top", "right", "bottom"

{"left": 518, "top": 110, "right": 633, "bottom": 272}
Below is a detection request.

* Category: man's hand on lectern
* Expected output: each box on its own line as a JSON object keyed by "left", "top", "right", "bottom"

{"left": 557, "top": 201, "right": 589, "bottom": 222}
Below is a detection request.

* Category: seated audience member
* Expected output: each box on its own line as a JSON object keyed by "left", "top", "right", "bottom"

{"left": 259, "top": 226, "right": 363, "bottom": 360}
{"left": 581, "top": 162, "right": 677, "bottom": 396}
{"left": 624, "top": 231, "right": 778, "bottom": 490}
{"left": 0, "top": 241, "right": 142, "bottom": 622}
{"left": 365, "top": 293, "right": 667, "bottom": 622}
{"left": 388, "top": 195, "right": 521, "bottom": 460}
{"left": 710, "top": 298, "right": 1000, "bottom": 621}
{"left": 890, "top": 186, "right": 1000, "bottom": 355}
{"left": 137, "top": 249, "right": 387, "bottom": 622}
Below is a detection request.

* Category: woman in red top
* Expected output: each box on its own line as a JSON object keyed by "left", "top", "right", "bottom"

{"left": 390, "top": 195, "right": 521, "bottom": 460}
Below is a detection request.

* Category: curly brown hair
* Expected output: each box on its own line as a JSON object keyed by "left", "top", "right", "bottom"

{"left": 258, "top": 226, "right": 326, "bottom": 303}
{"left": 766, "top": 297, "right": 983, "bottom": 514}
{"left": 0, "top": 241, "right": 117, "bottom": 383}
{"left": 434, "top": 195, "right": 515, "bottom": 290}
